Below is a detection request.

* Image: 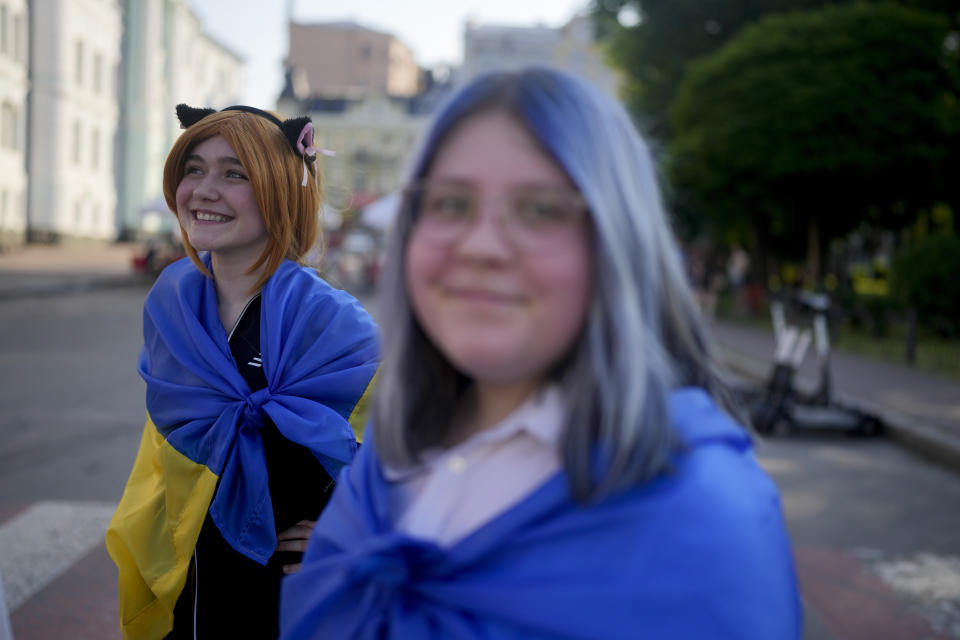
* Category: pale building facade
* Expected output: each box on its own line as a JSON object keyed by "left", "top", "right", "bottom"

{"left": 117, "top": 0, "right": 243, "bottom": 237}
{"left": 462, "top": 23, "right": 558, "bottom": 81}
{"left": 28, "top": 0, "right": 122, "bottom": 241}
{"left": 278, "top": 90, "right": 428, "bottom": 203}
{"left": 164, "top": 2, "right": 243, "bottom": 144}
{"left": 462, "top": 15, "right": 620, "bottom": 97}
{"left": 313, "top": 96, "right": 424, "bottom": 198}
{"left": 280, "top": 22, "right": 433, "bottom": 207}
{"left": 0, "top": 0, "right": 28, "bottom": 247}
{"left": 553, "top": 15, "right": 621, "bottom": 97}
{"left": 116, "top": 0, "right": 169, "bottom": 238}
{"left": 287, "top": 22, "right": 420, "bottom": 98}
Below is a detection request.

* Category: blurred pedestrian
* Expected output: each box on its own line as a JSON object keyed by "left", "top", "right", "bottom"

{"left": 280, "top": 68, "right": 801, "bottom": 639}
{"left": 106, "top": 104, "right": 379, "bottom": 639}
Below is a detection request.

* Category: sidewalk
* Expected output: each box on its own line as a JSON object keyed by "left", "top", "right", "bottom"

{"left": 3, "top": 242, "right": 959, "bottom": 471}
{"left": 0, "top": 242, "right": 145, "bottom": 300}
{"left": 712, "top": 318, "right": 960, "bottom": 470}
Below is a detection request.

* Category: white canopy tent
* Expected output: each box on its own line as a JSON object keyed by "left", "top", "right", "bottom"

{"left": 320, "top": 204, "right": 343, "bottom": 230}
{"left": 359, "top": 192, "right": 402, "bottom": 231}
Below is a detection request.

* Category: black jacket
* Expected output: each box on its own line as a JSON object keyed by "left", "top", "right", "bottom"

{"left": 168, "top": 295, "right": 337, "bottom": 639}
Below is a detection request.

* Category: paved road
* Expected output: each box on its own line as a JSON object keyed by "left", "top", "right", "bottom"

{"left": 0, "top": 286, "right": 148, "bottom": 504}
{"left": 1, "top": 286, "right": 959, "bottom": 639}
{"left": 757, "top": 434, "right": 960, "bottom": 638}
{"left": 0, "top": 285, "right": 149, "bottom": 639}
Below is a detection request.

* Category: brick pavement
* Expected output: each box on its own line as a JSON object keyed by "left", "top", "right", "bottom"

{"left": 1, "top": 498, "right": 956, "bottom": 639}
{"left": 795, "top": 546, "right": 954, "bottom": 639}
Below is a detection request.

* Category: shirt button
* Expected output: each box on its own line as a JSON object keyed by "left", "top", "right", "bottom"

{"left": 447, "top": 455, "right": 467, "bottom": 474}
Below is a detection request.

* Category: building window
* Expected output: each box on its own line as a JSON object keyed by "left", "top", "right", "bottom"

{"left": 74, "top": 200, "right": 83, "bottom": 225}
{"left": 0, "top": 5, "right": 8, "bottom": 56}
{"left": 72, "top": 120, "right": 82, "bottom": 164}
{"left": 0, "top": 102, "right": 16, "bottom": 150}
{"left": 91, "top": 128, "right": 99, "bottom": 169}
{"left": 93, "top": 53, "right": 103, "bottom": 93}
{"left": 75, "top": 40, "right": 84, "bottom": 85}
{"left": 13, "top": 13, "right": 21, "bottom": 62}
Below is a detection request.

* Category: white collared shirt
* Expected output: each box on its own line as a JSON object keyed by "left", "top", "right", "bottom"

{"left": 383, "top": 386, "right": 565, "bottom": 547}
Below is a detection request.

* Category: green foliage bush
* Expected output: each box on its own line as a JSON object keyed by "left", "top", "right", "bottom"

{"left": 891, "top": 234, "right": 960, "bottom": 336}
{"left": 667, "top": 3, "right": 959, "bottom": 258}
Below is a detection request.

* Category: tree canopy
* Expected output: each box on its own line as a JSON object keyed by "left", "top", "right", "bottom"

{"left": 592, "top": 0, "right": 959, "bottom": 140}
{"left": 592, "top": 0, "right": 837, "bottom": 138}
{"left": 664, "top": 3, "right": 960, "bottom": 272}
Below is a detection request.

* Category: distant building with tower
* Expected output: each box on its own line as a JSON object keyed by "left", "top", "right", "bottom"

{"left": 280, "top": 20, "right": 435, "bottom": 204}
{"left": 278, "top": 90, "right": 436, "bottom": 203}
{"left": 277, "top": 13, "right": 619, "bottom": 219}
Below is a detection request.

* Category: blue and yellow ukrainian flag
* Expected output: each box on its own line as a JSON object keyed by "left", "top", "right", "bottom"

{"left": 106, "top": 258, "right": 378, "bottom": 639}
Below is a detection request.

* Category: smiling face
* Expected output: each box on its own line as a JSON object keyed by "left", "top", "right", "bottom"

{"left": 175, "top": 135, "right": 268, "bottom": 267}
{"left": 405, "top": 111, "right": 592, "bottom": 391}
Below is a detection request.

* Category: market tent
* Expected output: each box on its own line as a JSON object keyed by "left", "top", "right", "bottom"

{"left": 360, "top": 192, "right": 402, "bottom": 231}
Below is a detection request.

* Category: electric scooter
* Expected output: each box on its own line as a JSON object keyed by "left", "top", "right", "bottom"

{"left": 750, "top": 291, "right": 883, "bottom": 436}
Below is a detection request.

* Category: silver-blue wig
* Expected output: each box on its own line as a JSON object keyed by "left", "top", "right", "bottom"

{"left": 372, "top": 67, "right": 733, "bottom": 500}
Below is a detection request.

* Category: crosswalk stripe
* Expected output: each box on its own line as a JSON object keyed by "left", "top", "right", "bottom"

{"left": 870, "top": 551, "right": 960, "bottom": 600}
{"left": 0, "top": 501, "right": 115, "bottom": 611}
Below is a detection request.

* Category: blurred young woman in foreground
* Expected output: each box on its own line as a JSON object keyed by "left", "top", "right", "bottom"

{"left": 281, "top": 68, "right": 802, "bottom": 639}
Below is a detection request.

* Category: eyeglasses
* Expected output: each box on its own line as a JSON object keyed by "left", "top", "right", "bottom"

{"left": 404, "top": 181, "right": 589, "bottom": 254}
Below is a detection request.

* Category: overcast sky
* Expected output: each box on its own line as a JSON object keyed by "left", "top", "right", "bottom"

{"left": 188, "top": 0, "right": 590, "bottom": 108}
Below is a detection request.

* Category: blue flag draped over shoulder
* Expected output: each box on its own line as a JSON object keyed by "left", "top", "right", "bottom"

{"left": 106, "top": 257, "right": 378, "bottom": 640}
{"left": 280, "top": 388, "right": 802, "bottom": 640}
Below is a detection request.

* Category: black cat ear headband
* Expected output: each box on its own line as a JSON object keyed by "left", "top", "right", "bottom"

{"left": 175, "top": 103, "right": 334, "bottom": 186}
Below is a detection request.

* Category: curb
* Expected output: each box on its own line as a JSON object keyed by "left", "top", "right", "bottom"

{"left": 716, "top": 343, "right": 960, "bottom": 472}
{"left": 0, "top": 274, "right": 149, "bottom": 302}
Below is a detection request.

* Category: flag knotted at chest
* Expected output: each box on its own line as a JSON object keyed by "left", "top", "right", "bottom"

{"left": 106, "top": 256, "right": 379, "bottom": 639}
{"left": 280, "top": 390, "right": 803, "bottom": 640}
{"left": 140, "top": 255, "right": 378, "bottom": 562}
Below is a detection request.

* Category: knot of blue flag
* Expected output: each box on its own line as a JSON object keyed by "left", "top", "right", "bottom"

{"left": 345, "top": 535, "right": 443, "bottom": 592}
{"left": 281, "top": 531, "right": 445, "bottom": 637}
{"left": 241, "top": 388, "right": 272, "bottom": 431}
{"left": 138, "top": 257, "right": 379, "bottom": 566}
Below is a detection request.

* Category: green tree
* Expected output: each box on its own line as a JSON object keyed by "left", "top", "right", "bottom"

{"left": 666, "top": 3, "right": 960, "bottom": 279}
{"left": 592, "top": 0, "right": 959, "bottom": 140}
{"left": 891, "top": 233, "right": 960, "bottom": 337}
{"left": 592, "top": 0, "right": 829, "bottom": 138}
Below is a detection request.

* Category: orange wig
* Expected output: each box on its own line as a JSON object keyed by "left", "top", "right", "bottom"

{"left": 162, "top": 109, "right": 323, "bottom": 291}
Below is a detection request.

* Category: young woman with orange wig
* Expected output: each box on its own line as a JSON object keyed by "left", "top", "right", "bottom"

{"left": 107, "top": 105, "right": 379, "bottom": 639}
